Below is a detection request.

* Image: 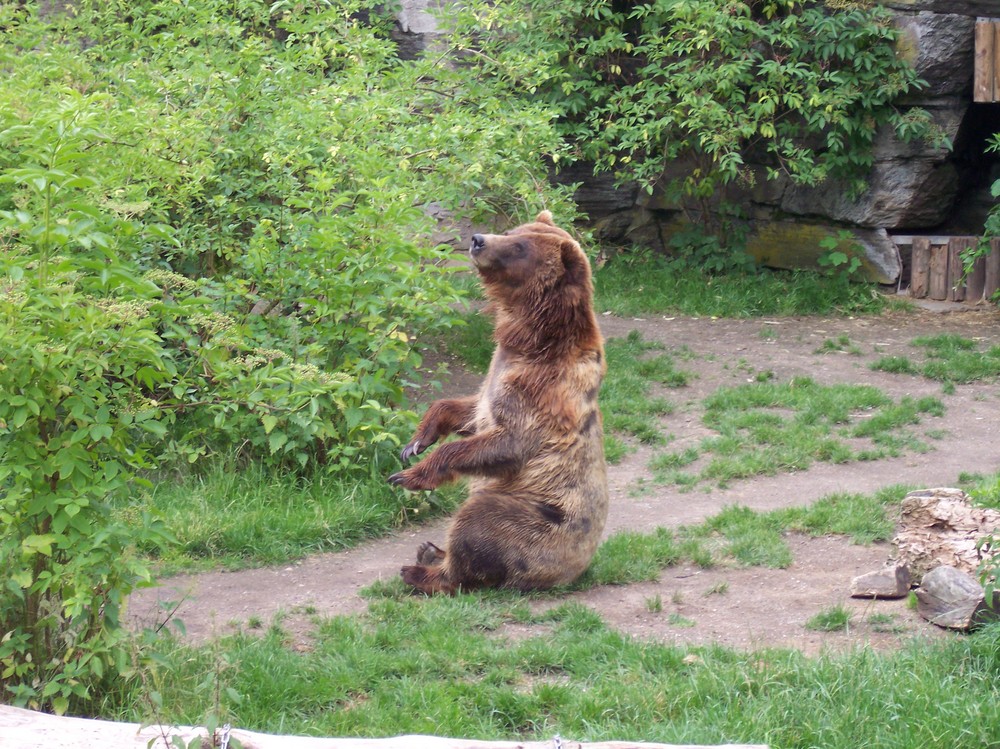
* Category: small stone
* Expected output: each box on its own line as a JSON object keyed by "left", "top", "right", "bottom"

{"left": 851, "top": 565, "right": 912, "bottom": 599}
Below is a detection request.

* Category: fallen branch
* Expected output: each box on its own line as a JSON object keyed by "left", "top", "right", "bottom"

{"left": 0, "top": 705, "right": 767, "bottom": 749}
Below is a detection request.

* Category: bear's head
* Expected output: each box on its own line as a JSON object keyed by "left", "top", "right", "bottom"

{"left": 469, "top": 211, "right": 591, "bottom": 305}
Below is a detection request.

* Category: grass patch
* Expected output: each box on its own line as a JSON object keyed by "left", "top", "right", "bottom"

{"left": 600, "top": 331, "right": 693, "bottom": 449}
{"left": 806, "top": 605, "right": 852, "bottom": 632}
{"left": 654, "top": 377, "right": 943, "bottom": 487}
{"left": 107, "top": 600, "right": 1000, "bottom": 748}
{"left": 871, "top": 333, "right": 1000, "bottom": 384}
{"left": 815, "top": 335, "right": 863, "bottom": 355}
{"left": 595, "top": 253, "right": 891, "bottom": 318}
{"left": 118, "top": 464, "right": 462, "bottom": 573}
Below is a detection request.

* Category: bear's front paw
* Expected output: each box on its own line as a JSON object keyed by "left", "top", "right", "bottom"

{"left": 388, "top": 467, "right": 439, "bottom": 491}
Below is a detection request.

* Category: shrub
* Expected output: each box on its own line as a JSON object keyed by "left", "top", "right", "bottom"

{"left": 449, "top": 0, "right": 942, "bottom": 262}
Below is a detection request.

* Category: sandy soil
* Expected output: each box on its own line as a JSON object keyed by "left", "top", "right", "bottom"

{"left": 129, "top": 300, "right": 1000, "bottom": 655}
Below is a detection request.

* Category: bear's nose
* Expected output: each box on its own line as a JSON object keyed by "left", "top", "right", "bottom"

{"left": 470, "top": 234, "right": 485, "bottom": 254}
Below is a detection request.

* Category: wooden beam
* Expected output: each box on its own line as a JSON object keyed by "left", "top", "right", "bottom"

{"left": 947, "top": 237, "right": 974, "bottom": 302}
{"left": 910, "top": 236, "right": 930, "bottom": 298}
{"left": 929, "top": 242, "right": 949, "bottom": 300}
{"left": 975, "top": 20, "right": 996, "bottom": 103}
{"left": 986, "top": 238, "right": 1000, "bottom": 302}
{"left": 966, "top": 251, "right": 987, "bottom": 303}
{"left": 0, "top": 705, "right": 769, "bottom": 749}
{"left": 995, "top": 22, "right": 1000, "bottom": 103}
{"left": 975, "top": 21, "right": 993, "bottom": 102}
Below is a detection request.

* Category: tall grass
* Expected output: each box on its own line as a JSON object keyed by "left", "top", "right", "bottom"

{"left": 117, "top": 464, "right": 461, "bottom": 573}
{"left": 594, "top": 254, "right": 892, "bottom": 318}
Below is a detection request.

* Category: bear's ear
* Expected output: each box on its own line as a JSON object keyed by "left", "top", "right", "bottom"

{"left": 560, "top": 239, "right": 588, "bottom": 287}
{"left": 535, "top": 210, "right": 555, "bottom": 226}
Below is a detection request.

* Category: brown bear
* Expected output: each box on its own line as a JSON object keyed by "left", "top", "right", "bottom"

{"left": 389, "top": 211, "right": 608, "bottom": 594}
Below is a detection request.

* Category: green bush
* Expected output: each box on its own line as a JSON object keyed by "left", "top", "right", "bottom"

{"left": 449, "top": 0, "right": 942, "bottom": 262}
{"left": 0, "top": 0, "right": 575, "bottom": 709}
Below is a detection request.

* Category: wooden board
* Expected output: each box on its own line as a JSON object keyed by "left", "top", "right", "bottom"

{"left": 995, "top": 22, "right": 1000, "bottom": 102}
{"left": 986, "top": 238, "right": 1000, "bottom": 302}
{"left": 966, "top": 252, "right": 987, "bottom": 303}
{"left": 0, "top": 706, "right": 769, "bottom": 749}
{"left": 910, "top": 236, "right": 930, "bottom": 298}
{"left": 976, "top": 20, "right": 997, "bottom": 103}
{"left": 947, "top": 237, "right": 976, "bottom": 302}
{"left": 929, "top": 243, "right": 949, "bottom": 300}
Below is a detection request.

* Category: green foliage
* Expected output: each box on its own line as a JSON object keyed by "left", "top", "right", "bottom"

{"left": 964, "top": 132, "right": 1000, "bottom": 300}
{"left": 817, "top": 231, "right": 864, "bottom": 284}
{"left": 0, "top": 0, "right": 573, "bottom": 709}
{"left": 0, "top": 123, "right": 175, "bottom": 711}
{"left": 450, "top": 0, "right": 940, "bottom": 256}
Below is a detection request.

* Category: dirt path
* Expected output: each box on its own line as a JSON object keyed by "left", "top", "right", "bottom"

{"left": 129, "top": 302, "right": 1000, "bottom": 654}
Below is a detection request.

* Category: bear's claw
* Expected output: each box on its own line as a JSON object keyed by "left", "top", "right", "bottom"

{"left": 400, "top": 440, "right": 422, "bottom": 462}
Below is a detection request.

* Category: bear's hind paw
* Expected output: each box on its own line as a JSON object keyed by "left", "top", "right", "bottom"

{"left": 401, "top": 564, "right": 456, "bottom": 595}
{"left": 416, "top": 541, "right": 446, "bottom": 566}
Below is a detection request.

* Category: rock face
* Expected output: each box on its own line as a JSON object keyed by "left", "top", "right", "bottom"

{"left": 893, "top": 487, "right": 1000, "bottom": 577}
{"left": 558, "top": 3, "right": 998, "bottom": 281}
{"left": 851, "top": 565, "right": 912, "bottom": 600}
{"left": 396, "top": 2, "right": 998, "bottom": 279}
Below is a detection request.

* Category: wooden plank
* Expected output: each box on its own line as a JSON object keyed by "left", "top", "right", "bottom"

{"left": 975, "top": 20, "right": 995, "bottom": 103}
{"left": 929, "top": 242, "right": 949, "bottom": 300}
{"left": 966, "top": 250, "right": 987, "bottom": 303}
{"left": 995, "top": 22, "right": 1000, "bottom": 102}
{"left": 910, "top": 236, "right": 930, "bottom": 298}
{"left": 947, "top": 238, "right": 968, "bottom": 302}
{"left": 986, "top": 238, "right": 1000, "bottom": 301}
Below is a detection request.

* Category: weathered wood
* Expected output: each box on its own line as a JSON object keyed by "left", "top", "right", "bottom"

{"left": 893, "top": 488, "right": 1000, "bottom": 577}
{"left": 915, "top": 565, "right": 999, "bottom": 631}
{"left": 909, "top": 236, "right": 930, "bottom": 298}
{"left": 0, "top": 706, "right": 769, "bottom": 749}
{"left": 975, "top": 20, "right": 996, "bottom": 102}
{"left": 995, "top": 21, "right": 1000, "bottom": 102}
{"left": 987, "top": 238, "right": 1000, "bottom": 301}
{"left": 946, "top": 238, "right": 969, "bottom": 302}
{"left": 928, "top": 242, "right": 949, "bottom": 300}
{"left": 965, "top": 252, "right": 987, "bottom": 303}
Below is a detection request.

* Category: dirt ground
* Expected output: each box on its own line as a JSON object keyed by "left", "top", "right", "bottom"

{"left": 129, "top": 299, "right": 1000, "bottom": 656}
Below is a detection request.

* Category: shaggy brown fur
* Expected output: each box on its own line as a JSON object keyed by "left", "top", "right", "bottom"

{"left": 389, "top": 211, "right": 608, "bottom": 594}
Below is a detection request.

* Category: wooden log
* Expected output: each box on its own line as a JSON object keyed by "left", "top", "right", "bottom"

{"left": 965, "top": 252, "right": 987, "bottom": 303}
{"left": 987, "top": 239, "right": 1000, "bottom": 302}
{"left": 915, "top": 565, "right": 999, "bottom": 631}
{"left": 975, "top": 20, "right": 996, "bottom": 103}
{"left": 946, "top": 238, "right": 970, "bottom": 302}
{"left": 909, "top": 236, "right": 930, "bottom": 298}
{"left": 0, "top": 706, "right": 769, "bottom": 749}
{"left": 995, "top": 22, "right": 1000, "bottom": 102}
{"left": 928, "top": 242, "right": 949, "bottom": 300}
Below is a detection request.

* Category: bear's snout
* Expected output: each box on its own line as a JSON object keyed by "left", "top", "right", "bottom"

{"left": 470, "top": 234, "right": 486, "bottom": 254}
